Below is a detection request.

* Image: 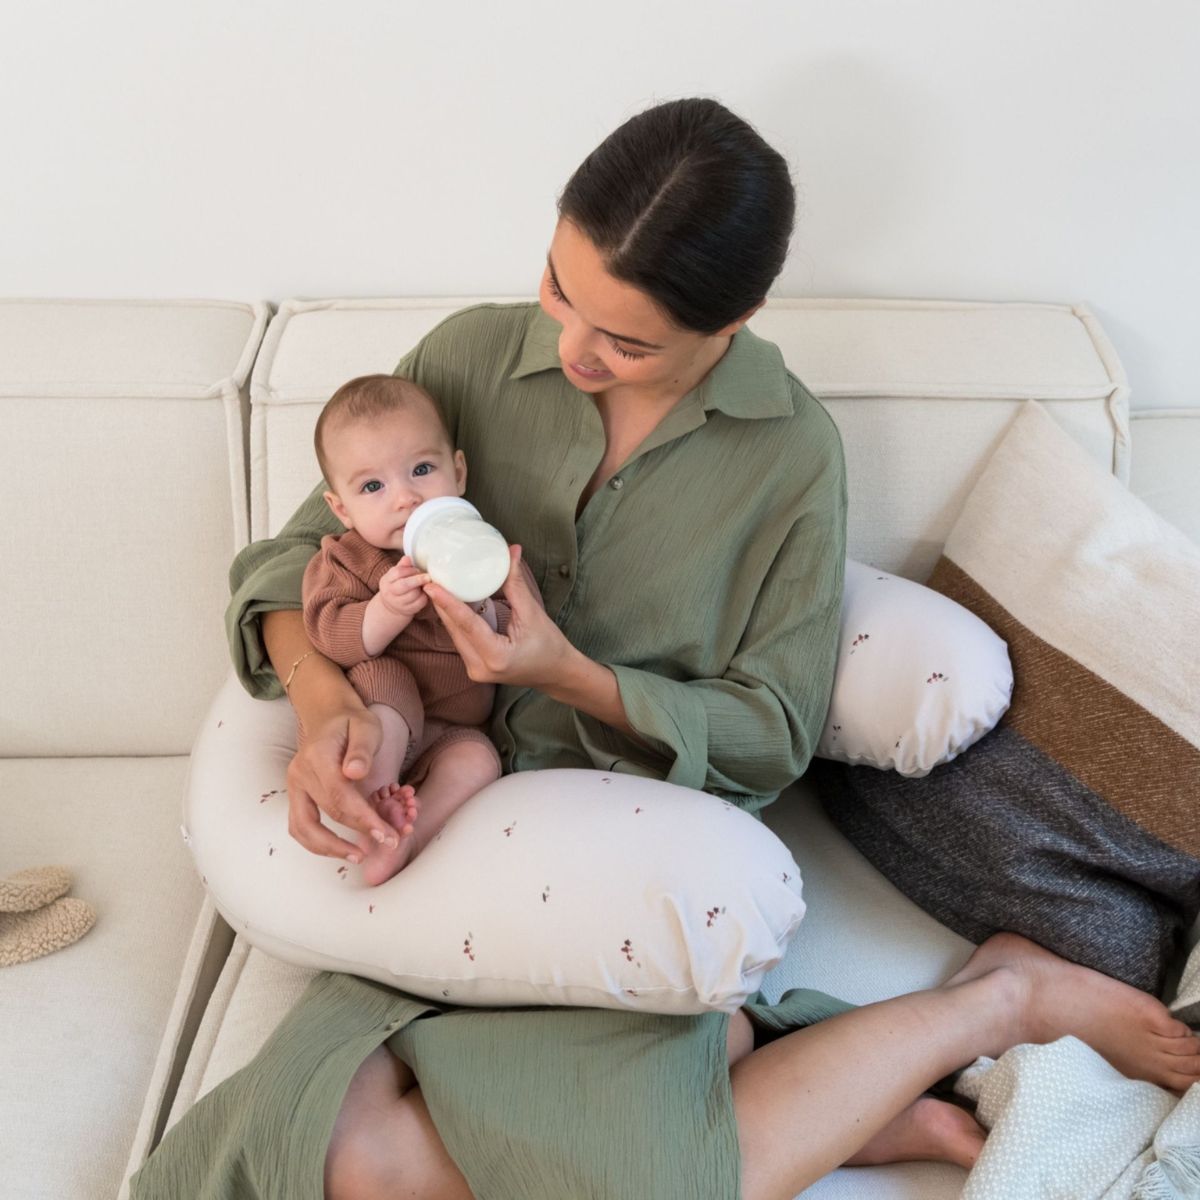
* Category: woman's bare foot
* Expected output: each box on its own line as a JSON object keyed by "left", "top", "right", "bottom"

{"left": 948, "top": 932, "right": 1200, "bottom": 1091}
{"left": 359, "top": 784, "right": 420, "bottom": 886}
{"left": 844, "top": 1096, "right": 986, "bottom": 1171}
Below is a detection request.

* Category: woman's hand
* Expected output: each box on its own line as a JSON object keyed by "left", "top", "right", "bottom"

{"left": 424, "top": 545, "right": 574, "bottom": 690}
{"left": 262, "top": 609, "right": 403, "bottom": 861}
{"left": 285, "top": 698, "right": 401, "bottom": 863}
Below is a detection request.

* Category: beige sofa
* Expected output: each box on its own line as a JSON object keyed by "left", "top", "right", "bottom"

{"left": 2, "top": 296, "right": 1197, "bottom": 1200}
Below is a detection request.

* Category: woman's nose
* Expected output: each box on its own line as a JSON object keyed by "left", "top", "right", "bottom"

{"left": 558, "top": 314, "right": 597, "bottom": 366}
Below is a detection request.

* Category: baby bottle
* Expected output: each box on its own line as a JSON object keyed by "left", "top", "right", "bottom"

{"left": 403, "top": 497, "right": 511, "bottom": 603}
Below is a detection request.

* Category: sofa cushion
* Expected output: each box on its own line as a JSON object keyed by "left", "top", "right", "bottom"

{"left": 0, "top": 299, "right": 268, "bottom": 756}
{"left": 0, "top": 755, "right": 204, "bottom": 1200}
{"left": 819, "top": 401, "right": 1200, "bottom": 994}
{"left": 1129, "top": 409, "right": 1200, "bottom": 546}
{"left": 251, "top": 298, "right": 1127, "bottom": 582}
{"left": 816, "top": 559, "right": 1012, "bottom": 776}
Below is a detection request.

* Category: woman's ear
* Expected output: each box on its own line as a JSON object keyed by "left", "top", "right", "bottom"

{"left": 454, "top": 449, "right": 468, "bottom": 495}
{"left": 323, "top": 490, "right": 352, "bottom": 529}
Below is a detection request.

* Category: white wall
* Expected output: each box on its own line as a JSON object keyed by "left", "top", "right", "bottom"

{"left": 2, "top": 0, "right": 1197, "bottom": 409}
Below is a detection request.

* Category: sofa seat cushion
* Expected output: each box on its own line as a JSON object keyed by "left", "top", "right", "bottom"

{"left": 166, "top": 779, "right": 969, "bottom": 1199}
{"left": 0, "top": 755, "right": 204, "bottom": 1200}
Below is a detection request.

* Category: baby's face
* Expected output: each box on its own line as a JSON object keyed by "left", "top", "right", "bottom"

{"left": 322, "top": 406, "right": 466, "bottom": 551}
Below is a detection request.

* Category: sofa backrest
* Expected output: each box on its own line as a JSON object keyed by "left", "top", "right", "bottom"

{"left": 250, "top": 298, "right": 1128, "bottom": 580}
{"left": 0, "top": 299, "right": 267, "bottom": 757}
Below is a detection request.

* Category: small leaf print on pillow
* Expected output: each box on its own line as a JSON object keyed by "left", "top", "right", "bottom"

{"left": 850, "top": 633, "right": 870, "bottom": 654}
{"left": 706, "top": 906, "right": 727, "bottom": 928}
{"left": 926, "top": 672, "right": 948, "bottom": 683}
{"left": 463, "top": 933, "right": 475, "bottom": 962}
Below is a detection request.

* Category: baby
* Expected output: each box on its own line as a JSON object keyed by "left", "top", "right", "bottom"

{"left": 303, "top": 373, "right": 521, "bottom": 885}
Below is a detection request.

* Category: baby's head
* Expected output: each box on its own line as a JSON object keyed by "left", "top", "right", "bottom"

{"left": 315, "top": 374, "right": 467, "bottom": 552}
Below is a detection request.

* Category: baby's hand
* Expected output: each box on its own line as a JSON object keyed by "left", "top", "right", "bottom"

{"left": 377, "top": 556, "right": 430, "bottom": 618}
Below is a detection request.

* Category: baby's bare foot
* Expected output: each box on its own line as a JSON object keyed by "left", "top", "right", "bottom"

{"left": 371, "top": 783, "right": 419, "bottom": 838}
{"left": 949, "top": 932, "right": 1200, "bottom": 1091}
{"left": 845, "top": 1096, "right": 986, "bottom": 1171}
{"left": 359, "top": 784, "right": 420, "bottom": 887}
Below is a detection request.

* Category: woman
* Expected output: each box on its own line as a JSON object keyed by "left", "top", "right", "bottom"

{"left": 139, "top": 99, "right": 1200, "bottom": 1200}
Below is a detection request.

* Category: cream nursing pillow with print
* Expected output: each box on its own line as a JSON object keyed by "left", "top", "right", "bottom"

{"left": 816, "top": 559, "right": 1014, "bottom": 777}
{"left": 185, "top": 675, "right": 806, "bottom": 1014}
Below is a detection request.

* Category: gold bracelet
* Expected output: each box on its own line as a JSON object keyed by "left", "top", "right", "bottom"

{"left": 283, "top": 650, "right": 315, "bottom": 694}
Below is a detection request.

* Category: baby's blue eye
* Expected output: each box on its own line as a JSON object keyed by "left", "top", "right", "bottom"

{"left": 360, "top": 480, "right": 383, "bottom": 494}
{"left": 413, "top": 463, "right": 434, "bottom": 477}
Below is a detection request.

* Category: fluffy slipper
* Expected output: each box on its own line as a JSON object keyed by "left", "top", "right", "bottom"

{"left": 0, "top": 897, "right": 96, "bottom": 966}
{"left": 0, "top": 865, "right": 72, "bottom": 913}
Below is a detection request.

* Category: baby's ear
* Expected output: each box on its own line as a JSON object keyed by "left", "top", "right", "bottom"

{"left": 323, "top": 489, "right": 352, "bottom": 530}
{"left": 454, "top": 449, "right": 468, "bottom": 495}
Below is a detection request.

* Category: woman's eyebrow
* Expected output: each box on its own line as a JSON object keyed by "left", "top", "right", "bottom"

{"left": 546, "top": 255, "right": 666, "bottom": 350}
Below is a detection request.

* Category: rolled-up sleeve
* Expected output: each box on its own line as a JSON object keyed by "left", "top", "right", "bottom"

{"left": 608, "top": 457, "right": 846, "bottom": 811}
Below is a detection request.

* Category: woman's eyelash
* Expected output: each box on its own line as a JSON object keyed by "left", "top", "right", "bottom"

{"left": 548, "top": 271, "right": 647, "bottom": 361}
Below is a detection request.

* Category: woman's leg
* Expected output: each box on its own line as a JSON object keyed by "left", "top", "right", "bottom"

{"left": 325, "top": 1009, "right": 762, "bottom": 1200}
{"left": 324, "top": 1045, "right": 475, "bottom": 1200}
{"left": 729, "top": 1009, "right": 986, "bottom": 1172}
{"left": 732, "top": 933, "right": 1200, "bottom": 1200}
{"left": 324, "top": 933, "right": 1200, "bottom": 1200}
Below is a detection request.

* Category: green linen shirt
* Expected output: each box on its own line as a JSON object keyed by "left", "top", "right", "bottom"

{"left": 227, "top": 302, "right": 847, "bottom": 813}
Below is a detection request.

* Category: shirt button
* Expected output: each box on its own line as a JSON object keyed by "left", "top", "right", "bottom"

{"left": 609, "top": 477, "right": 624, "bottom": 490}
{"left": 558, "top": 563, "right": 571, "bottom": 578}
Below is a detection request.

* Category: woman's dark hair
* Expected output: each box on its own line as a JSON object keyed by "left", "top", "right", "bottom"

{"left": 557, "top": 98, "right": 795, "bottom": 334}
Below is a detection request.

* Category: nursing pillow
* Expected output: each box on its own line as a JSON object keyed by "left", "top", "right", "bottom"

{"left": 184, "top": 674, "right": 806, "bottom": 1014}
{"left": 816, "top": 558, "right": 1014, "bottom": 776}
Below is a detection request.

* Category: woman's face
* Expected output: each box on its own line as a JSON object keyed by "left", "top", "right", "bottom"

{"left": 538, "top": 219, "right": 736, "bottom": 398}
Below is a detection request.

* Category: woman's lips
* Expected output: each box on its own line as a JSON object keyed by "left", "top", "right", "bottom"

{"left": 567, "top": 360, "right": 613, "bottom": 381}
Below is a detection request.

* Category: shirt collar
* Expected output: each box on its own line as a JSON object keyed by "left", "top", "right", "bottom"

{"left": 509, "top": 306, "right": 794, "bottom": 421}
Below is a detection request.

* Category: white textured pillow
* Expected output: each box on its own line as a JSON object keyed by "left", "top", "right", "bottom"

{"left": 816, "top": 558, "right": 1013, "bottom": 777}
{"left": 185, "top": 675, "right": 806, "bottom": 1014}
